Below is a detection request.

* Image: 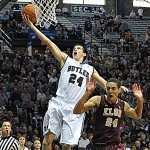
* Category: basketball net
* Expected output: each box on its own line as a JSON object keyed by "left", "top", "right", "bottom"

{"left": 31, "top": 0, "right": 59, "bottom": 27}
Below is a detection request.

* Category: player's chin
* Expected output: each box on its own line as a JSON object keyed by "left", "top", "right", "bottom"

{"left": 108, "top": 95, "right": 114, "bottom": 101}
{"left": 73, "top": 55, "right": 78, "bottom": 60}
{"left": 108, "top": 94, "right": 113, "bottom": 98}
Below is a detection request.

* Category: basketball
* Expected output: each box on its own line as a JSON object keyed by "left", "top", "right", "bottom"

{"left": 22, "top": 4, "right": 36, "bottom": 23}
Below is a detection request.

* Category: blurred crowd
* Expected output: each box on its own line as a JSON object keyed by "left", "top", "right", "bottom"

{"left": 0, "top": 6, "right": 150, "bottom": 150}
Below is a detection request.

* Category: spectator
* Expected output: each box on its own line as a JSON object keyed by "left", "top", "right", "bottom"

{"left": 110, "top": 9, "right": 116, "bottom": 19}
{"left": 78, "top": 131, "right": 90, "bottom": 150}
{"left": 145, "top": 32, "right": 150, "bottom": 42}
{"left": 139, "top": 132, "right": 149, "bottom": 148}
{"left": 19, "top": 135, "right": 28, "bottom": 150}
{"left": 55, "top": 23, "right": 63, "bottom": 39}
{"left": 37, "top": 98, "right": 48, "bottom": 118}
{"left": 106, "top": 15, "right": 114, "bottom": 32}
{"left": 139, "top": 119, "right": 149, "bottom": 132}
{"left": 75, "top": 24, "right": 83, "bottom": 40}
{"left": 95, "top": 29, "right": 103, "bottom": 39}
{"left": 42, "top": 90, "right": 52, "bottom": 102}
{"left": 1, "top": 86, "right": 10, "bottom": 106}
{"left": 37, "top": 89, "right": 46, "bottom": 104}
{"left": 10, "top": 64, "right": 21, "bottom": 81}
{"left": 62, "top": 25, "right": 69, "bottom": 40}
{"left": 84, "top": 18, "right": 92, "bottom": 33}
{"left": 103, "top": 30, "right": 111, "bottom": 44}
{"left": 134, "top": 140, "right": 142, "bottom": 150}
{"left": 1, "top": 12, "right": 9, "bottom": 28}
{"left": 10, "top": 87, "right": 21, "bottom": 107}
{"left": 130, "top": 64, "right": 140, "bottom": 79}
{"left": 62, "top": 6, "right": 69, "bottom": 16}
{"left": 94, "top": 8, "right": 100, "bottom": 19}
{"left": 100, "top": 7, "right": 106, "bottom": 17}
{"left": 122, "top": 142, "right": 131, "bottom": 150}
{"left": 69, "top": 26, "right": 77, "bottom": 39}
{"left": 92, "top": 21, "right": 99, "bottom": 36}
{"left": 129, "top": 10, "right": 136, "bottom": 19}
{"left": 0, "top": 100, "right": 6, "bottom": 112}
{"left": 33, "top": 50, "right": 40, "bottom": 61}
{"left": 113, "top": 15, "right": 122, "bottom": 34}
{"left": 120, "top": 21, "right": 130, "bottom": 33}
{"left": 10, "top": 19, "right": 18, "bottom": 31}
{"left": 55, "top": 8, "right": 62, "bottom": 16}
{"left": 54, "top": 143, "right": 61, "bottom": 150}
{"left": 26, "top": 141, "right": 33, "bottom": 150}
{"left": 120, "top": 36, "right": 126, "bottom": 52}
{"left": 138, "top": 7, "right": 143, "bottom": 20}
{"left": 21, "top": 88, "right": 31, "bottom": 105}
{"left": 43, "top": 50, "right": 51, "bottom": 65}
{"left": 33, "top": 139, "right": 42, "bottom": 150}
{"left": 48, "top": 72, "right": 58, "bottom": 87}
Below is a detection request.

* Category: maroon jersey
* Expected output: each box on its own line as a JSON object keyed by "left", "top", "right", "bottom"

{"left": 92, "top": 95, "right": 125, "bottom": 146}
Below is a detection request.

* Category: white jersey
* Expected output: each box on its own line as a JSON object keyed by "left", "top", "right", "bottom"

{"left": 52, "top": 56, "right": 94, "bottom": 105}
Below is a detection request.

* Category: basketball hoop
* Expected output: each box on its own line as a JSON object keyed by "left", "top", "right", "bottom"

{"left": 31, "top": 0, "right": 59, "bottom": 27}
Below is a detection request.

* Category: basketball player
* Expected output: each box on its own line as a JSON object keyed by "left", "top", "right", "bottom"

{"left": 74, "top": 78, "right": 144, "bottom": 150}
{"left": 22, "top": 14, "right": 128, "bottom": 150}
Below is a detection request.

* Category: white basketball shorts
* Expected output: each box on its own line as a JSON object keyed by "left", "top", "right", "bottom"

{"left": 43, "top": 98, "right": 85, "bottom": 146}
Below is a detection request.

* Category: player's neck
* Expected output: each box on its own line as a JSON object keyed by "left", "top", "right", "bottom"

{"left": 105, "top": 95, "right": 118, "bottom": 104}
{"left": 74, "top": 58, "right": 84, "bottom": 64}
{"left": 78, "top": 60, "right": 84, "bottom": 64}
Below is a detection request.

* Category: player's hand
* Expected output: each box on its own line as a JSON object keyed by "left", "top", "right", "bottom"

{"left": 22, "top": 14, "right": 33, "bottom": 27}
{"left": 86, "top": 76, "right": 96, "bottom": 93}
{"left": 132, "top": 84, "right": 143, "bottom": 99}
{"left": 120, "top": 86, "right": 129, "bottom": 92}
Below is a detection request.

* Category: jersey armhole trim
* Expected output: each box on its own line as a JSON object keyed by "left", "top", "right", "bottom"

{"left": 61, "top": 55, "right": 69, "bottom": 70}
{"left": 93, "top": 95, "right": 103, "bottom": 113}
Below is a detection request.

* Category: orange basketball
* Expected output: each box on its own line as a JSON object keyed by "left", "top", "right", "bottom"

{"left": 22, "top": 4, "right": 36, "bottom": 23}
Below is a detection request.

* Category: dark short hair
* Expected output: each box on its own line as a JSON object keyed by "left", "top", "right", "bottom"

{"left": 107, "top": 78, "right": 121, "bottom": 88}
{"left": 2, "top": 120, "right": 12, "bottom": 127}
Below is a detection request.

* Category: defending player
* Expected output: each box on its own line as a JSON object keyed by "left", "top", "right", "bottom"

{"left": 22, "top": 14, "right": 128, "bottom": 150}
{"left": 74, "top": 78, "right": 144, "bottom": 150}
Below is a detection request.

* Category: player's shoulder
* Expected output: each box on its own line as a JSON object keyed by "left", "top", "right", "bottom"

{"left": 117, "top": 98, "right": 126, "bottom": 106}
{"left": 65, "top": 56, "right": 75, "bottom": 62}
{"left": 95, "top": 95, "right": 102, "bottom": 104}
{"left": 82, "top": 62, "right": 94, "bottom": 69}
{"left": 123, "top": 100, "right": 130, "bottom": 110}
{"left": 92, "top": 95, "right": 102, "bottom": 112}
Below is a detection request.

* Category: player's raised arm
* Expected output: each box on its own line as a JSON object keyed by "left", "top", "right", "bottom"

{"left": 93, "top": 69, "right": 107, "bottom": 90}
{"left": 22, "top": 14, "right": 67, "bottom": 67}
{"left": 73, "top": 77, "right": 100, "bottom": 114}
{"left": 124, "top": 84, "right": 144, "bottom": 120}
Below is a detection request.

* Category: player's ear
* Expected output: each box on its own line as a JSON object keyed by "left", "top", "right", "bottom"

{"left": 83, "top": 52, "right": 86, "bottom": 57}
